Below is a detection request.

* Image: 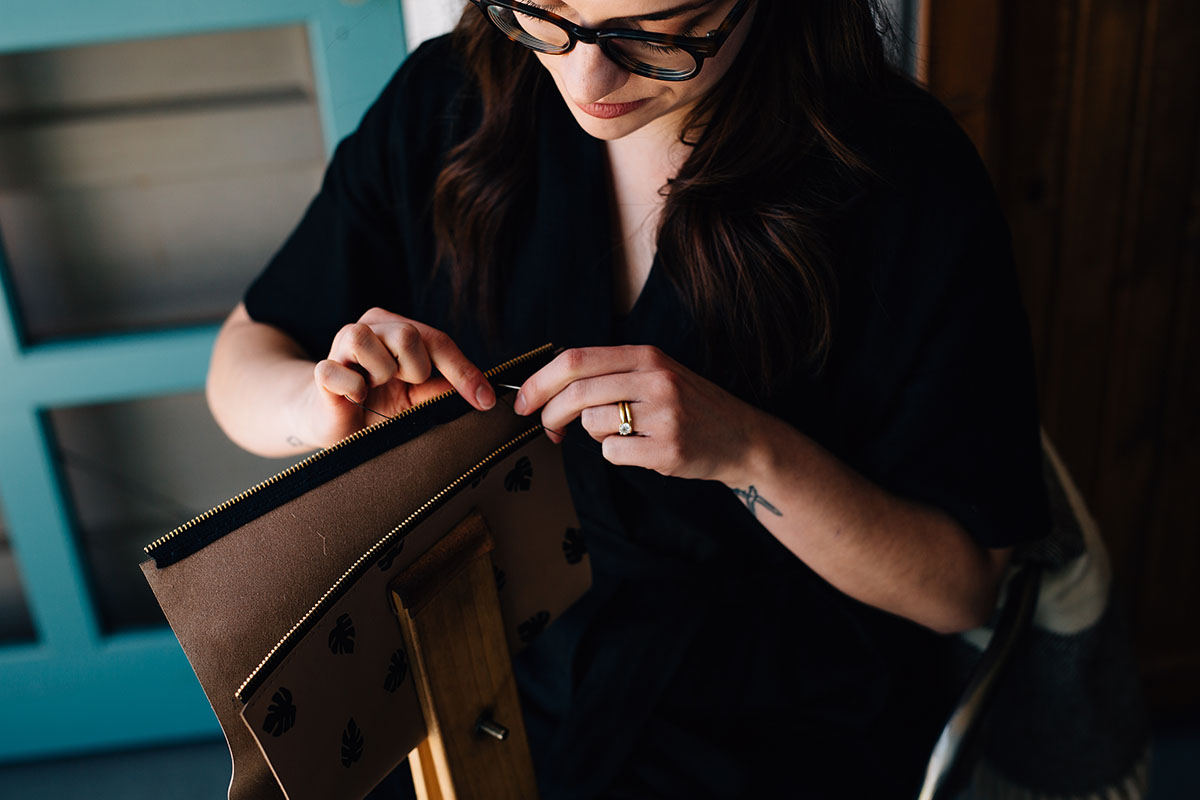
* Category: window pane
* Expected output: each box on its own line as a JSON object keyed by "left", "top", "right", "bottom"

{"left": 0, "top": 498, "right": 37, "bottom": 643}
{"left": 0, "top": 26, "right": 325, "bottom": 342}
{"left": 47, "top": 393, "right": 297, "bottom": 633}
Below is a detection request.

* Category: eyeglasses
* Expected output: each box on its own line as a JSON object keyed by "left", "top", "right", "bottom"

{"left": 468, "top": 0, "right": 752, "bottom": 82}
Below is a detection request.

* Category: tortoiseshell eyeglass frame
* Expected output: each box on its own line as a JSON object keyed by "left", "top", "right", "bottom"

{"left": 467, "top": 0, "right": 753, "bottom": 82}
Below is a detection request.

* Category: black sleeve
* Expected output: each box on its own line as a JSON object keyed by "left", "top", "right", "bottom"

{"left": 243, "top": 37, "right": 463, "bottom": 360}
{"left": 846, "top": 102, "right": 1051, "bottom": 550}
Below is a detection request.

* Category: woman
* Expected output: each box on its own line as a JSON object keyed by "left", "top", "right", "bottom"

{"left": 208, "top": 0, "right": 1050, "bottom": 796}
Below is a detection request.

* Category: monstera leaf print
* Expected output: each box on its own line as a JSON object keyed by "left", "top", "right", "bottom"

{"left": 262, "top": 687, "right": 296, "bottom": 737}
{"left": 562, "top": 527, "right": 587, "bottom": 564}
{"left": 328, "top": 613, "right": 356, "bottom": 655}
{"left": 383, "top": 648, "right": 409, "bottom": 693}
{"left": 518, "top": 610, "right": 550, "bottom": 644}
{"left": 504, "top": 456, "right": 533, "bottom": 492}
{"left": 341, "top": 718, "right": 364, "bottom": 767}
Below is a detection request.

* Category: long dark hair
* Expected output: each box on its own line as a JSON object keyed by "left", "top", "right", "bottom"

{"left": 433, "top": 0, "right": 900, "bottom": 395}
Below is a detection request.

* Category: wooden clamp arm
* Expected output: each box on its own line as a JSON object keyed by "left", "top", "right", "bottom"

{"left": 390, "top": 511, "right": 539, "bottom": 800}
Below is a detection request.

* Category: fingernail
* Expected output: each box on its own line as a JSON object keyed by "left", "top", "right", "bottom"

{"left": 513, "top": 391, "right": 527, "bottom": 415}
{"left": 476, "top": 384, "right": 495, "bottom": 411}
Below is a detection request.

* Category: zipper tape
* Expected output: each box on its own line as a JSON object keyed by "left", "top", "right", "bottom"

{"left": 144, "top": 344, "right": 555, "bottom": 568}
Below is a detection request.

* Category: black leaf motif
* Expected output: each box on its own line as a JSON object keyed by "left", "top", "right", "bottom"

{"left": 503, "top": 456, "right": 533, "bottom": 492}
{"left": 562, "top": 527, "right": 587, "bottom": 565}
{"left": 383, "top": 648, "right": 409, "bottom": 693}
{"left": 493, "top": 564, "right": 507, "bottom": 592}
{"left": 262, "top": 687, "right": 296, "bottom": 737}
{"left": 377, "top": 537, "right": 405, "bottom": 572}
{"left": 328, "top": 613, "right": 356, "bottom": 655}
{"left": 518, "top": 610, "right": 551, "bottom": 644}
{"left": 341, "top": 718, "right": 364, "bottom": 767}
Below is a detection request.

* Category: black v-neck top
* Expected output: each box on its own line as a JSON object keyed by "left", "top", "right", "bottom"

{"left": 246, "top": 36, "right": 1050, "bottom": 799}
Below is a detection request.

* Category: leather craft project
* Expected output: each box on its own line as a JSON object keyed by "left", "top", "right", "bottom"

{"left": 140, "top": 344, "right": 590, "bottom": 800}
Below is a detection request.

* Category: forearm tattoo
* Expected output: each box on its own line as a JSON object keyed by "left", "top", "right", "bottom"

{"left": 286, "top": 435, "right": 307, "bottom": 449}
{"left": 732, "top": 486, "right": 783, "bottom": 518}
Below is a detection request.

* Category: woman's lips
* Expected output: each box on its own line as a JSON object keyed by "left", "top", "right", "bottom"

{"left": 576, "top": 99, "right": 648, "bottom": 119}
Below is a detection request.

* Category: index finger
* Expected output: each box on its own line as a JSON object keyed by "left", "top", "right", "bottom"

{"left": 515, "top": 346, "right": 641, "bottom": 416}
{"left": 408, "top": 322, "right": 495, "bottom": 411}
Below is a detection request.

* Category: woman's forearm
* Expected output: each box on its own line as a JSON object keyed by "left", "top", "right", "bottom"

{"left": 723, "top": 411, "right": 1011, "bottom": 634}
{"left": 207, "top": 304, "right": 321, "bottom": 458}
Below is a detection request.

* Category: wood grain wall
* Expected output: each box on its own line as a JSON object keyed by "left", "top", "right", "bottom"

{"left": 920, "top": 0, "right": 1200, "bottom": 715}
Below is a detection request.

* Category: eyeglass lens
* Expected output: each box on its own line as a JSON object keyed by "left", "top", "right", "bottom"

{"left": 487, "top": 5, "right": 699, "bottom": 78}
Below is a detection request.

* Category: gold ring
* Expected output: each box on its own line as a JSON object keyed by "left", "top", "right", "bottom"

{"left": 617, "top": 401, "right": 633, "bottom": 436}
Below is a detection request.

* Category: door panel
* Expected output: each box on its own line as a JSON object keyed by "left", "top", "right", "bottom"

{"left": 0, "top": 0, "right": 406, "bottom": 762}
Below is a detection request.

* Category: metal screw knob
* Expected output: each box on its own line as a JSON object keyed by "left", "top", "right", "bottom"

{"left": 474, "top": 715, "right": 509, "bottom": 741}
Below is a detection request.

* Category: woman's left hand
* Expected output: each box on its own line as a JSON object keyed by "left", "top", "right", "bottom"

{"left": 513, "top": 346, "right": 761, "bottom": 485}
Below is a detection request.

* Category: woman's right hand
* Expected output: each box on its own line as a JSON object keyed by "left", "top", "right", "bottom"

{"left": 297, "top": 307, "right": 496, "bottom": 447}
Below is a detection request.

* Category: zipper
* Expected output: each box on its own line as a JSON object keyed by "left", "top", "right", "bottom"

{"left": 234, "top": 423, "right": 543, "bottom": 703}
{"left": 143, "top": 343, "right": 554, "bottom": 563}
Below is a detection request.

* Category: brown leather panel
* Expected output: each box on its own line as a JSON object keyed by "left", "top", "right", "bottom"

{"left": 141, "top": 400, "right": 536, "bottom": 800}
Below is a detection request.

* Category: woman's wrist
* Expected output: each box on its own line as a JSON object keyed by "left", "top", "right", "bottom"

{"left": 285, "top": 358, "right": 337, "bottom": 452}
{"left": 282, "top": 371, "right": 318, "bottom": 452}
{"left": 716, "top": 404, "right": 789, "bottom": 491}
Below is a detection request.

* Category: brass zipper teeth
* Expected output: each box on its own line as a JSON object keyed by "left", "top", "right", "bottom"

{"left": 143, "top": 343, "right": 553, "bottom": 556}
{"left": 234, "top": 424, "right": 543, "bottom": 703}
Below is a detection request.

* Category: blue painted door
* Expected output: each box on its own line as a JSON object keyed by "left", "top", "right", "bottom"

{"left": 0, "top": 0, "right": 406, "bottom": 762}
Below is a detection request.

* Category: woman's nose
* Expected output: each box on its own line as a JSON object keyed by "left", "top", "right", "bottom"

{"left": 559, "top": 42, "right": 629, "bottom": 104}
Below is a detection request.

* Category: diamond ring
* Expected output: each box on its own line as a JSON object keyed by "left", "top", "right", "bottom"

{"left": 617, "top": 401, "right": 634, "bottom": 436}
